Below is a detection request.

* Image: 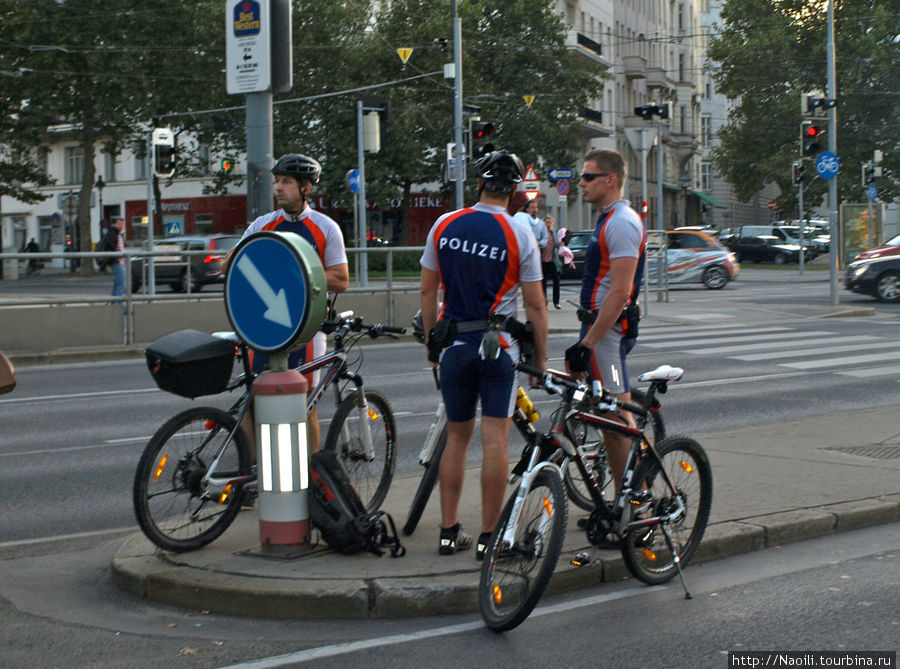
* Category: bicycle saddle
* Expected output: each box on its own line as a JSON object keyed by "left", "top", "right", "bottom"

{"left": 637, "top": 365, "right": 684, "bottom": 383}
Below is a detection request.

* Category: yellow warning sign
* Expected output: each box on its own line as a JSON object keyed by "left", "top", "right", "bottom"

{"left": 523, "top": 95, "right": 535, "bottom": 107}
{"left": 397, "top": 48, "right": 413, "bottom": 64}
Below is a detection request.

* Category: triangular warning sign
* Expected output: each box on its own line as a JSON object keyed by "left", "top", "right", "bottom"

{"left": 397, "top": 48, "right": 413, "bottom": 64}
{"left": 523, "top": 165, "right": 539, "bottom": 181}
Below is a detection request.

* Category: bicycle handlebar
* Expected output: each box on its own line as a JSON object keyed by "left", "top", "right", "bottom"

{"left": 320, "top": 316, "right": 406, "bottom": 338}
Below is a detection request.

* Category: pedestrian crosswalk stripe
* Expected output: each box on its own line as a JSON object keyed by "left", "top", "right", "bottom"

{"left": 838, "top": 364, "right": 900, "bottom": 378}
{"left": 732, "top": 339, "right": 898, "bottom": 361}
{"left": 781, "top": 350, "right": 900, "bottom": 369}
{"left": 641, "top": 330, "right": 834, "bottom": 349}
{"left": 638, "top": 326, "right": 790, "bottom": 342}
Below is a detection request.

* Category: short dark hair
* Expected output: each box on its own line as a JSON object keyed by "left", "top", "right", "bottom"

{"left": 583, "top": 147, "right": 626, "bottom": 183}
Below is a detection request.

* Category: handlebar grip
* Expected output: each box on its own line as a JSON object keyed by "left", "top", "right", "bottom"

{"left": 379, "top": 325, "right": 407, "bottom": 335}
{"left": 515, "top": 361, "right": 545, "bottom": 378}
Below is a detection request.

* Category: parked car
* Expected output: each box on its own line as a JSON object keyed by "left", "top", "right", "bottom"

{"left": 721, "top": 226, "right": 813, "bottom": 265}
{"left": 559, "top": 230, "right": 593, "bottom": 280}
{"left": 853, "top": 233, "right": 900, "bottom": 261}
{"left": 844, "top": 254, "right": 900, "bottom": 302}
{"left": 646, "top": 229, "right": 739, "bottom": 289}
{"left": 132, "top": 235, "right": 241, "bottom": 292}
{"left": 776, "top": 222, "right": 831, "bottom": 254}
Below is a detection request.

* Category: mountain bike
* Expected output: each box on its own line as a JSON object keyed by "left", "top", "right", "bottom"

{"left": 401, "top": 367, "right": 670, "bottom": 536}
{"left": 479, "top": 362, "right": 712, "bottom": 632}
{"left": 133, "top": 313, "right": 404, "bottom": 553}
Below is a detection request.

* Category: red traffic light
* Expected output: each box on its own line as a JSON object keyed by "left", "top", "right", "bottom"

{"left": 804, "top": 125, "right": 821, "bottom": 138}
{"left": 473, "top": 121, "right": 495, "bottom": 139}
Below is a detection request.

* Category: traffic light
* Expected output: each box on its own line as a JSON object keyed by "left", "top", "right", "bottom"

{"left": 793, "top": 161, "right": 805, "bottom": 184}
{"left": 220, "top": 158, "right": 234, "bottom": 174}
{"left": 801, "top": 121, "right": 825, "bottom": 157}
{"left": 468, "top": 118, "right": 495, "bottom": 159}
{"left": 634, "top": 105, "right": 654, "bottom": 120}
{"left": 862, "top": 163, "right": 875, "bottom": 187}
{"left": 152, "top": 127, "right": 176, "bottom": 178}
{"left": 634, "top": 102, "right": 670, "bottom": 120}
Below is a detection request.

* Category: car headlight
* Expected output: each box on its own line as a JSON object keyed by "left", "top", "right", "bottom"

{"left": 852, "top": 264, "right": 870, "bottom": 278}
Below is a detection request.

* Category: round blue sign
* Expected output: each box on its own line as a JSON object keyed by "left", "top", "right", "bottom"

{"left": 867, "top": 183, "right": 878, "bottom": 201}
{"left": 224, "top": 232, "right": 323, "bottom": 353}
{"left": 815, "top": 151, "right": 839, "bottom": 180}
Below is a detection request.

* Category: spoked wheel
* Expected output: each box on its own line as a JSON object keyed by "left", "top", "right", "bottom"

{"left": 563, "top": 388, "right": 664, "bottom": 511}
{"left": 324, "top": 390, "right": 396, "bottom": 513}
{"left": 479, "top": 469, "right": 567, "bottom": 633}
{"left": 133, "top": 407, "right": 252, "bottom": 552}
{"left": 620, "top": 435, "right": 712, "bottom": 585}
{"left": 402, "top": 425, "right": 447, "bottom": 536}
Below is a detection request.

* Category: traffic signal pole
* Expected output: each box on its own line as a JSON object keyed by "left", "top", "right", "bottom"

{"left": 452, "top": 2, "right": 464, "bottom": 210}
{"left": 827, "top": 0, "right": 839, "bottom": 305}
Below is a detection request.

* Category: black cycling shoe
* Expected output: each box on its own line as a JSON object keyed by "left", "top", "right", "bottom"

{"left": 475, "top": 532, "right": 492, "bottom": 561}
{"left": 438, "top": 523, "right": 473, "bottom": 555}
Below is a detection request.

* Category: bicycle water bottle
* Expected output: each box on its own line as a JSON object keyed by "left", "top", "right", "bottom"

{"left": 516, "top": 387, "right": 540, "bottom": 424}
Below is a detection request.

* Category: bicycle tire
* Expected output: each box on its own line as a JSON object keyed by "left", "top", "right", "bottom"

{"left": 564, "top": 388, "right": 664, "bottom": 511}
{"left": 479, "top": 468, "right": 567, "bottom": 633}
{"left": 324, "top": 389, "right": 396, "bottom": 513}
{"left": 620, "top": 434, "right": 712, "bottom": 585}
{"left": 402, "top": 424, "right": 447, "bottom": 536}
{"left": 133, "top": 406, "right": 252, "bottom": 553}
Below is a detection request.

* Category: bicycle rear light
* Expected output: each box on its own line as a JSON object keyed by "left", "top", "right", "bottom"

{"left": 154, "top": 453, "right": 168, "bottom": 481}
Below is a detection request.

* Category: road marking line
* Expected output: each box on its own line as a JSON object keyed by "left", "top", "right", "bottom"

{"left": 0, "top": 526, "right": 135, "bottom": 549}
{"left": 215, "top": 587, "right": 661, "bottom": 668}
{"left": 0, "top": 387, "right": 158, "bottom": 405}
{"left": 731, "top": 339, "right": 899, "bottom": 360}
{"left": 781, "top": 350, "right": 900, "bottom": 369}
{"left": 838, "top": 364, "right": 900, "bottom": 378}
{"left": 641, "top": 330, "right": 834, "bottom": 348}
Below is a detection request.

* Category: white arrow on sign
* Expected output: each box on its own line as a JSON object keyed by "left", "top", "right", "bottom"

{"left": 236, "top": 254, "right": 292, "bottom": 328}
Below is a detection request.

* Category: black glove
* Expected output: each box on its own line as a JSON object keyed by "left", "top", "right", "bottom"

{"left": 565, "top": 342, "right": 591, "bottom": 373}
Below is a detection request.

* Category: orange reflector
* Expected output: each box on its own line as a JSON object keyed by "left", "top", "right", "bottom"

{"left": 154, "top": 453, "right": 168, "bottom": 481}
{"left": 219, "top": 483, "right": 233, "bottom": 505}
{"left": 640, "top": 547, "right": 657, "bottom": 561}
{"left": 367, "top": 409, "right": 379, "bottom": 421}
{"left": 679, "top": 460, "right": 693, "bottom": 473}
{"left": 542, "top": 497, "right": 553, "bottom": 516}
{"left": 492, "top": 584, "right": 503, "bottom": 605}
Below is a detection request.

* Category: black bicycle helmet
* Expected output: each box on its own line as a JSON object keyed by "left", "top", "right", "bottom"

{"left": 271, "top": 153, "right": 322, "bottom": 184}
{"left": 473, "top": 150, "right": 524, "bottom": 193}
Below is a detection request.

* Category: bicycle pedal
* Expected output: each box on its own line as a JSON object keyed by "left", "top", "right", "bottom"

{"left": 570, "top": 551, "right": 591, "bottom": 567}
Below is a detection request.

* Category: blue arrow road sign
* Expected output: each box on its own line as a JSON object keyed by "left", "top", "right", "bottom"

{"left": 225, "top": 234, "right": 309, "bottom": 352}
{"left": 867, "top": 183, "right": 878, "bottom": 201}
{"left": 548, "top": 167, "right": 574, "bottom": 181}
{"left": 347, "top": 169, "right": 360, "bottom": 193}
{"left": 815, "top": 151, "right": 840, "bottom": 180}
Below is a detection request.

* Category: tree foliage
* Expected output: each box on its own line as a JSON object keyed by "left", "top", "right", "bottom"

{"left": 707, "top": 0, "right": 899, "bottom": 213}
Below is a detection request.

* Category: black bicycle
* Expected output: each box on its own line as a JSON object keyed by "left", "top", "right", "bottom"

{"left": 479, "top": 362, "right": 712, "bottom": 632}
{"left": 133, "top": 313, "right": 404, "bottom": 553}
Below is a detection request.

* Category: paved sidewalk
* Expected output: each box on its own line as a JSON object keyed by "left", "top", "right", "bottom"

{"left": 112, "top": 405, "right": 900, "bottom": 619}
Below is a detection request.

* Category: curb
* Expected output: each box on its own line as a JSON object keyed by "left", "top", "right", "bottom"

{"left": 110, "top": 495, "right": 899, "bottom": 620}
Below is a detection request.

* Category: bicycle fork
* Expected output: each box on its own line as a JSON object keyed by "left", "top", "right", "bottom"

{"left": 340, "top": 380, "right": 377, "bottom": 462}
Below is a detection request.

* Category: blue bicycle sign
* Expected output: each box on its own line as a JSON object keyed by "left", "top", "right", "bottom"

{"left": 815, "top": 151, "right": 839, "bottom": 180}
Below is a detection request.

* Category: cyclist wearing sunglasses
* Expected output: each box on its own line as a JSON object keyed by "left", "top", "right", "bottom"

{"left": 567, "top": 148, "right": 646, "bottom": 490}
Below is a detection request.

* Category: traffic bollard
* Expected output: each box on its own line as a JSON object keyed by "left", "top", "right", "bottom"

{"left": 253, "top": 367, "right": 311, "bottom": 555}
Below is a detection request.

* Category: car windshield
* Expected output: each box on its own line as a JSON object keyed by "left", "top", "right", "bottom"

{"left": 568, "top": 233, "right": 591, "bottom": 249}
{"left": 883, "top": 234, "right": 900, "bottom": 248}
{"left": 213, "top": 237, "right": 241, "bottom": 251}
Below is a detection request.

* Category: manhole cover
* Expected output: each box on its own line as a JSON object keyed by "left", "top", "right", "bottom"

{"left": 826, "top": 445, "right": 900, "bottom": 461}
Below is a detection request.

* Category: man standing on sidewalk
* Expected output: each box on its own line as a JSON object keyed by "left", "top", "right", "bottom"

{"left": 108, "top": 218, "right": 127, "bottom": 299}
{"left": 420, "top": 150, "right": 548, "bottom": 559}
{"left": 567, "top": 148, "right": 646, "bottom": 491}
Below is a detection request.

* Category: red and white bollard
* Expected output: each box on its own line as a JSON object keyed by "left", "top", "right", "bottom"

{"left": 253, "top": 367, "right": 310, "bottom": 555}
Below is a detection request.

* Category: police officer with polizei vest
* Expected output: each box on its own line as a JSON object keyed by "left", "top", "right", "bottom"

{"left": 419, "top": 150, "right": 548, "bottom": 559}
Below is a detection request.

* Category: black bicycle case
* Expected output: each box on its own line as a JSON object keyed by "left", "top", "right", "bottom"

{"left": 145, "top": 329, "right": 235, "bottom": 398}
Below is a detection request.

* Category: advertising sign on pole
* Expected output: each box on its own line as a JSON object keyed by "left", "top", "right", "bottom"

{"left": 226, "top": 0, "right": 271, "bottom": 94}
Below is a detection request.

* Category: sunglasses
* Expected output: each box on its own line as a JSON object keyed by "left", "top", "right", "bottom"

{"left": 580, "top": 172, "right": 611, "bottom": 182}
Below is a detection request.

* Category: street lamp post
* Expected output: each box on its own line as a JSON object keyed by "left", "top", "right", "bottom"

{"left": 95, "top": 175, "right": 105, "bottom": 230}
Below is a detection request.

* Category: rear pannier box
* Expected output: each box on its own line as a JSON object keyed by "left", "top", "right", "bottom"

{"left": 145, "top": 329, "right": 235, "bottom": 398}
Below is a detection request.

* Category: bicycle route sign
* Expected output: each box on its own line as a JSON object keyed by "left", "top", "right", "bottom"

{"left": 224, "top": 231, "right": 327, "bottom": 353}
{"left": 815, "top": 151, "right": 840, "bottom": 180}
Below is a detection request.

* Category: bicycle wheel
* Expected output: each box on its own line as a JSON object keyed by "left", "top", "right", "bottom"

{"left": 621, "top": 434, "right": 712, "bottom": 585}
{"left": 402, "top": 424, "right": 447, "bottom": 536}
{"left": 563, "top": 388, "right": 664, "bottom": 511}
{"left": 479, "top": 469, "right": 567, "bottom": 633}
{"left": 324, "top": 389, "right": 396, "bottom": 513}
{"left": 133, "top": 407, "right": 252, "bottom": 552}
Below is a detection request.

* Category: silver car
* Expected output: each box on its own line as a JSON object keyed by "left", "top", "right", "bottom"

{"left": 646, "top": 230, "right": 740, "bottom": 290}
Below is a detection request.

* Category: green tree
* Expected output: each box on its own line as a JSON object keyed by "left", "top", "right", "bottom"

{"left": 708, "top": 0, "right": 899, "bottom": 215}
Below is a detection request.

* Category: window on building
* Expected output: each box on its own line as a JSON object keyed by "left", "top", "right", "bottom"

{"left": 38, "top": 147, "right": 49, "bottom": 176}
{"left": 680, "top": 105, "right": 688, "bottom": 134}
{"left": 103, "top": 152, "right": 117, "bottom": 183}
{"left": 131, "top": 216, "right": 148, "bottom": 243}
{"left": 64, "top": 146, "right": 83, "bottom": 185}
{"left": 135, "top": 152, "right": 146, "bottom": 180}
{"left": 701, "top": 161, "right": 712, "bottom": 192}
{"left": 701, "top": 115, "right": 712, "bottom": 147}
{"left": 679, "top": 53, "right": 686, "bottom": 81}
{"left": 678, "top": 3, "right": 685, "bottom": 30}
{"left": 705, "top": 80, "right": 713, "bottom": 99}
{"left": 195, "top": 214, "right": 213, "bottom": 235}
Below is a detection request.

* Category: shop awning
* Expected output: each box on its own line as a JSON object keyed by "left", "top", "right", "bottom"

{"left": 691, "top": 190, "right": 726, "bottom": 209}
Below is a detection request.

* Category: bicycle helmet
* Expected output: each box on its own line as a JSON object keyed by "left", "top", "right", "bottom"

{"left": 473, "top": 150, "right": 524, "bottom": 194}
{"left": 271, "top": 153, "right": 322, "bottom": 185}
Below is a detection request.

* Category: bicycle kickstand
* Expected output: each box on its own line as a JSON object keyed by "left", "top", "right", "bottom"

{"left": 659, "top": 523, "right": 692, "bottom": 600}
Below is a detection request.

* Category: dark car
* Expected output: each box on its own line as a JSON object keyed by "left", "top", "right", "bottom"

{"left": 845, "top": 253, "right": 900, "bottom": 302}
{"left": 726, "top": 234, "right": 810, "bottom": 265}
{"left": 132, "top": 235, "right": 241, "bottom": 292}
{"left": 559, "top": 230, "right": 592, "bottom": 280}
